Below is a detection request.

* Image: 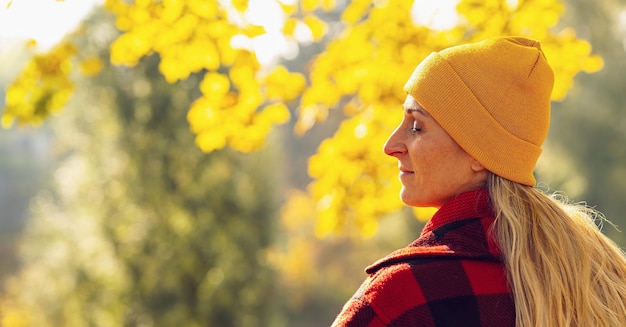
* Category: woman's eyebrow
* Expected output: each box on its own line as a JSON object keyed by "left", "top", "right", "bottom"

{"left": 404, "top": 106, "right": 429, "bottom": 117}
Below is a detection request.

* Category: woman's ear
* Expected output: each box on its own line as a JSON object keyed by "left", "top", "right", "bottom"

{"left": 470, "top": 158, "right": 486, "bottom": 172}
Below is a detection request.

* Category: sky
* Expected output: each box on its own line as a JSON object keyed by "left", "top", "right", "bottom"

{"left": 0, "top": 0, "right": 103, "bottom": 52}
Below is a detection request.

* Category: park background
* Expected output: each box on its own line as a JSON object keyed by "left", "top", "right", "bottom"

{"left": 1, "top": 0, "right": 625, "bottom": 325}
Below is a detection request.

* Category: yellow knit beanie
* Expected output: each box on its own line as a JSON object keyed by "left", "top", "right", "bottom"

{"left": 404, "top": 36, "right": 554, "bottom": 186}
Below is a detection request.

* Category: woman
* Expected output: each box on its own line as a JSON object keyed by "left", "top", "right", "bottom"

{"left": 331, "top": 37, "right": 626, "bottom": 326}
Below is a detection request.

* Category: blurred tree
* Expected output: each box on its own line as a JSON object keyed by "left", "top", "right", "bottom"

{"left": 1, "top": 0, "right": 603, "bottom": 237}
{"left": 1, "top": 11, "right": 284, "bottom": 327}
{"left": 0, "top": 45, "right": 54, "bottom": 290}
{"left": 536, "top": 0, "right": 626, "bottom": 246}
{"left": 0, "top": 129, "right": 52, "bottom": 283}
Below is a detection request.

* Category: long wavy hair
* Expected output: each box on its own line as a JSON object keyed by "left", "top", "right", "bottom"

{"left": 487, "top": 173, "right": 626, "bottom": 326}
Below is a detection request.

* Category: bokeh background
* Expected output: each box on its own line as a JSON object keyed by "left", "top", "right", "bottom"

{"left": 1, "top": 0, "right": 625, "bottom": 326}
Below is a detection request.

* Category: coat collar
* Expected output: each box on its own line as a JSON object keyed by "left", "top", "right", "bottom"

{"left": 420, "top": 188, "right": 493, "bottom": 236}
{"left": 366, "top": 189, "right": 500, "bottom": 274}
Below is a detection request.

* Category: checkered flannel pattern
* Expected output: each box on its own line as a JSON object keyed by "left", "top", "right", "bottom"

{"left": 331, "top": 189, "right": 515, "bottom": 327}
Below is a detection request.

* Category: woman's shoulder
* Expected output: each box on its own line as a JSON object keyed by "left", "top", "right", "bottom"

{"left": 365, "top": 256, "right": 510, "bottom": 302}
{"left": 352, "top": 257, "right": 514, "bottom": 326}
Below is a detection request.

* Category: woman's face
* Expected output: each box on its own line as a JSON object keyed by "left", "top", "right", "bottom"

{"left": 383, "top": 95, "right": 487, "bottom": 208}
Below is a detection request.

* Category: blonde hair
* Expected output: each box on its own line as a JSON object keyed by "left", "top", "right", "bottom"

{"left": 488, "top": 173, "right": 626, "bottom": 326}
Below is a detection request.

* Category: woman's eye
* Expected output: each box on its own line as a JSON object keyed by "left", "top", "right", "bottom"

{"left": 409, "top": 121, "right": 422, "bottom": 134}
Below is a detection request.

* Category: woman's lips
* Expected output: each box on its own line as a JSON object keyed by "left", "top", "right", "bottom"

{"left": 398, "top": 168, "right": 414, "bottom": 180}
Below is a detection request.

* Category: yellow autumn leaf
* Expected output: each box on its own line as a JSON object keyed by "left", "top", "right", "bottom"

{"left": 303, "top": 15, "right": 327, "bottom": 41}
{"left": 114, "top": 16, "right": 133, "bottom": 31}
{"left": 205, "top": 19, "right": 233, "bottom": 38}
{"left": 229, "top": 63, "right": 257, "bottom": 90}
{"left": 128, "top": 5, "right": 151, "bottom": 25}
{"left": 187, "top": 0, "right": 218, "bottom": 19}
{"left": 551, "top": 78, "right": 572, "bottom": 101}
{"left": 109, "top": 33, "right": 151, "bottom": 66}
{"left": 314, "top": 191, "right": 345, "bottom": 237}
{"left": 259, "top": 102, "right": 291, "bottom": 124}
{"left": 153, "top": 14, "right": 198, "bottom": 51}
{"left": 79, "top": 57, "right": 104, "bottom": 76}
{"left": 48, "top": 85, "right": 75, "bottom": 113}
{"left": 187, "top": 96, "right": 221, "bottom": 134}
{"left": 264, "top": 65, "right": 306, "bottom": 101}
{"left": 278, "top": 2, "right": 297, "bottom": 16}
{"left": 236, "top": 88, "right": 264, "bottom": 114}
{"left": 321, "top": 0, "right": 336, "bottom": 11}
{"left": 2, "top": 40, "right": 77, "bottom": 127}
{"left": 199, "top": 72, "right": 231, "bottom": 97}
{"left": 215, "top": 37, "right": 238, "bottom": 66}
{"left": 159, "top": 0, "right": 183, "bottom": 22}
{"left": 582, "top": 54, "right": 604, "bottom": 73}
{"left": 283, "top": 17, "right": 298, "bottom": 37}
{"left": 230, "top": 124, "right": 267, "bottom": 152}
{"left": 158, "top": 53, "right": 186, "bottom": 83}
{"left": 1, "top": 114, "right": 14, "bottom": 129}
{"left": 104, "top": 0, "right": 128, "bottom": 16}
{"left": 134, "top": 0, "right": 151, "bottom": 8}
{"left": 241, "top": 25, "right": 266, "bottom": 38}
{"left": 341, "top": 0, "right": 371, "bottom": 24}
{"left": 186, "top": 39, "right": 221, "bottom": 71}
{"left": 5, "top": 85, "right": 27, "bottom": 108}
{"left": 232, "top": 0, "right": 248, "bottom": 12}
{"left": 301, "top": 0, "right": 319, "bottom": 13}
{"left": 195, "top": 130, "right": 228, "bottom": 152}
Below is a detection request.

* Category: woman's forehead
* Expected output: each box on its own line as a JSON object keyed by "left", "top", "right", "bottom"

{"left": 403, "top": 95, "right": 429, "bottom": 117}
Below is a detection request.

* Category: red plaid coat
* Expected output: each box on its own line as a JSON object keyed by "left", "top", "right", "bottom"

{"left": 331, "top": 189, "right": 515, "bottom": 327}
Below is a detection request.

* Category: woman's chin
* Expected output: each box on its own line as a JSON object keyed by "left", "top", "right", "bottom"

{"left": 400, "top": 190, "right": 442, "bottom": 208}
{"left": 400, "top": 190, "right": 421, "bottom": 207}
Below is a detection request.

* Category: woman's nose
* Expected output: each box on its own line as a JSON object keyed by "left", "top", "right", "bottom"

{"left": 383, "top": 126, "right": 406, "bottom": 158}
